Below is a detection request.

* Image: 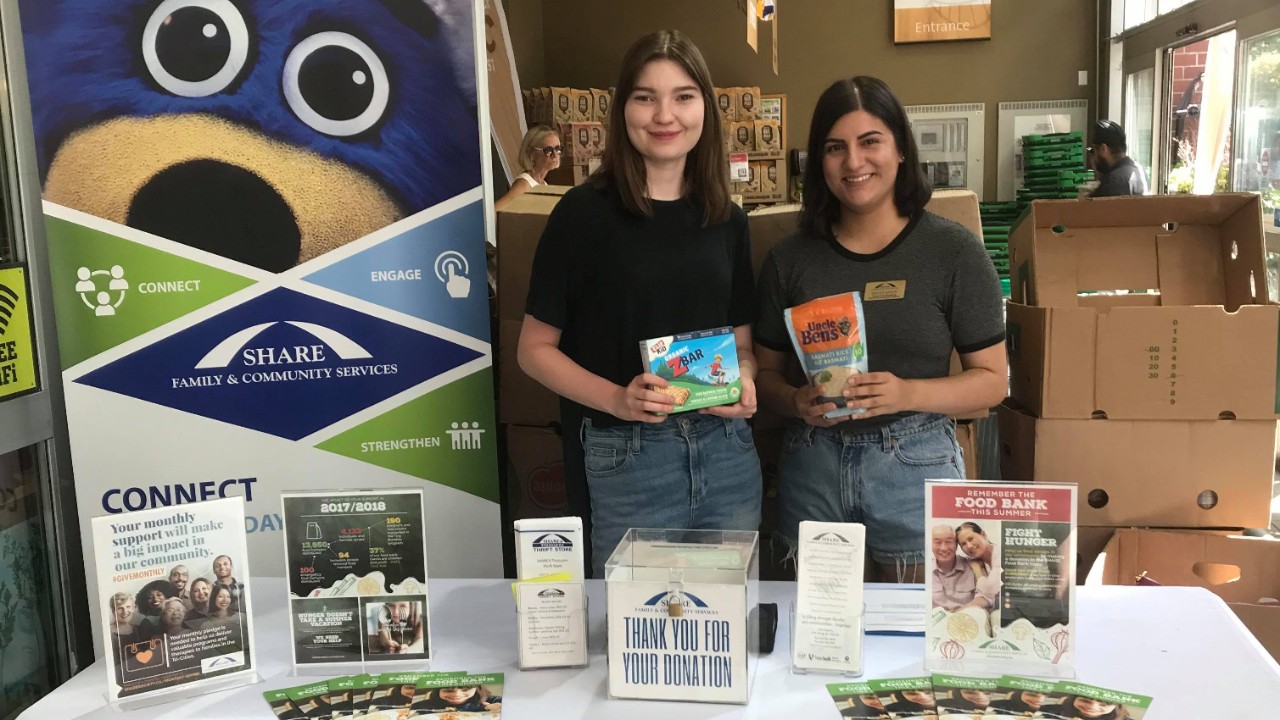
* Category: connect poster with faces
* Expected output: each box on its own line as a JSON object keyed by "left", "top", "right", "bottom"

{"left": 282, "top": 490, "right": 430, "bottom": 666}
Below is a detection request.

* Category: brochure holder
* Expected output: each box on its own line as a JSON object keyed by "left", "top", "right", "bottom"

{"left": 91, "top": 497, "right": 261, "bottom": 711}
{"left": 923, "top": 480, "right": 1078, "bottom": 679}
{"left": 514, "top": 581, "right": 590, "bottom": 669}
{"left": 107, "top": 672, "right": 263, "bottom": 713}
{"left": 604, "top": 528, "right": 760, "bottom": 704}
{"left": 288, "top": 657, "right": 430, "bottom": 679}
{"left": 789, "top": 601, "right": 865, "bottom": 677}
{"left": 281, "top": 489, "right": 433, "bottom": 677}
{"left": 790, "top": 521, "right": 867, "bottom": 676}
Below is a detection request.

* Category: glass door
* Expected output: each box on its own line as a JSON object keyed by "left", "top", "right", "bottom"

{"left": 0, "top": 447, "right": 60, "bottom": 718}
{"left": 1161, "top": 29, "right": 1238, "bottom": 194}
{"left": 1123, "top": 67, "right": 1156, "bottom": 193}
{"left": 1231, "top": 27, "right": 1280, "bottom": 301}
{"left": 0, "top": 0, "right": 87, "bottom": 716}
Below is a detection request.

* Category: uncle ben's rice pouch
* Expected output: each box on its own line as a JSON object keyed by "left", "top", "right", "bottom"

{"left": 784, "top": 292, "right": 869, "bottom": 419}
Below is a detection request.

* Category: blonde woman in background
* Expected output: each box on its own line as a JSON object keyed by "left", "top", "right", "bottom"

{"left": 495, "top": 125, "right": 562, "bottom": 211}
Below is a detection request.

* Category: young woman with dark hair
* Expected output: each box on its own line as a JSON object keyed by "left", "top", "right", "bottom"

{"left": 754, "top": 76, "right": 1006, "bottom": 582}
{"left": 413, "top": 684, "right": 502, "bottom": 713}
{"left": 519, "top": 30, "right": 760, "bottom": 578}
{"left": 134, "top": 579, "right": 179, "bottom": 619}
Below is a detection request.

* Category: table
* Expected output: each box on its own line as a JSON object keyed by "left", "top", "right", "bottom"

{"left": 20, "top": 578, "right": 1280, "bottom": 718}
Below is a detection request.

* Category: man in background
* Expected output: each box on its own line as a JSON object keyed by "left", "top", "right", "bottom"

{"left": 1088, "top": 120, "right": 1148, "bottom": 197}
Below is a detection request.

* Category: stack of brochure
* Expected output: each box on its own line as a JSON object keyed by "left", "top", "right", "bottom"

{"left": 865, "top": 587, "right": 926, "bottom": 635}
{"left": 826, "top": 674, "right": 1152, "bottom": 719}
{"left": 265, "top": 671, "right": 503, "bottom": 719}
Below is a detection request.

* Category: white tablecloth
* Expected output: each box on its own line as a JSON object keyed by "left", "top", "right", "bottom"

{"left": 20, "top": 578, "right": 1280, "bottom": 718}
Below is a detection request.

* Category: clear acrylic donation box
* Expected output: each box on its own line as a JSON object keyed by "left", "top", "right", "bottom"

{"left": 604, "top": 528, "right": 760, "bottom": 704}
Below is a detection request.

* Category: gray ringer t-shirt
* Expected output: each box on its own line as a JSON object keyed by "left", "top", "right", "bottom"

{"left": 755, "top": 211, "right": 1004, "bottom": 421}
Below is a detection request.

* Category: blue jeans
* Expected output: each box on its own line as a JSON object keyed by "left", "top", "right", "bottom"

{"left": 582, "top": 415, "right": 763, "bottom": 578}
{"left": 777, "top": 413, "right": 963, "bottom": 567}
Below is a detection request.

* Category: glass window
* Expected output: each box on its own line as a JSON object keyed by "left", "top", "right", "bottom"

{"left": 1124, "top": 68, "right": 1156, "bottom": 193}
{"left": 1119, "top": 0, "right": 1203, "bottom": 35}
{"left": 1157, "top": 0, "right": 1194, "bottom": 15}
{"left": 1233, "top": 30, "right": 1280, "bottom": 215}
{"left": 0, "top": 445, "right": 60, "bottom": 718}
{"left": 1232, "top": 28, "right": 1280, "bottom": 301}
{"left": 1124, "top": 0, "right": 1157, "bottom": 32}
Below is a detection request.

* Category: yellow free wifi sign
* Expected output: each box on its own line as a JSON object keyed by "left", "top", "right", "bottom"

{"left": 0, "top": 265, "right": 39, "bottom": 399}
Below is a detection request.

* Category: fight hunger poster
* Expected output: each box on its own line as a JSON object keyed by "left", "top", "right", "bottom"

{"left": 924, "top": 481, "right": 1077, "bottom": 677}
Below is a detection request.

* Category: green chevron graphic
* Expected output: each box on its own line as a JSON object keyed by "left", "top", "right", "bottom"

{"left": 44, "top": 215, "right": 257, "bottom": 367}
{"left": 317, "top": 368, "right": 500, "bottom": 502}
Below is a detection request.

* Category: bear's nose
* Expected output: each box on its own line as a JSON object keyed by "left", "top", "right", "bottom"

{"left": 127, "top": 159, "right": 301, "bottom": 272}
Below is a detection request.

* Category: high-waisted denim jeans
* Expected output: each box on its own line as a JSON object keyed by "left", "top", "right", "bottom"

{"left": 777, "top": 412, "right": 963, "bottom": 569}
{"left": 582, "top": 414, "right": 763, "bottom": 578}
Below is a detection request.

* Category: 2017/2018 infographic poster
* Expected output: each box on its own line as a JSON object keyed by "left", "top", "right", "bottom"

{"left": 92, "top": 496, "right": 256, "bottom": 702}
{"left": 283, "top": 490, "right": 430, "bottom": 666}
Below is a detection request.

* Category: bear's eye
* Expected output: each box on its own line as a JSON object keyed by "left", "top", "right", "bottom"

{"left": 142, "top": 0, "right": 249, "bottom": 97}
{"left": 283, "top": 32, "right": 389, "bottom": 137}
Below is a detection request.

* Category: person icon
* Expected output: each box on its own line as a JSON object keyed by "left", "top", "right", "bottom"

{"left": 109, "top": 265, "right": 129, "bottom": 291}
{"left": 761, "top": 124, "right": 774, "bottom": 146}
{"left": 578, "top": 94, "right": 590, "bottom": 117}
{"left": 75, "top": 267, "right": 95, "bottom": 293}
{"left": 591, "top": 127, "right": 603, "bottom": 148}
{"left": 95, "top": 291, "right": 115, "bottom": 316}
{"left": 736, "top": 126, "right": 750, "bottom": 146}
{"left": 741, "top": 91, "right": 755, "bottom": 113}
{"left": 597, "top": 94, "right": 609, "bottom": 117}
{"left": 719, "top": 93, "right": 731, "bottom": 114}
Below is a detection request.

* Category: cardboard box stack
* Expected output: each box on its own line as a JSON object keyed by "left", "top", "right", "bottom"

{"left": 715, "top": 88, "right": 786, "bottom": 205}
{"left": 1087, "top": 528, "right": 1280, "bottom": 661}
{"left": 523, "top": 87, "right": 610, "bottom": 185}
{"left": 496, "top": 188, "right": 571, "bottom": 523}
{"left": 999, "top": 194, "right": 1279, "bottom": 634}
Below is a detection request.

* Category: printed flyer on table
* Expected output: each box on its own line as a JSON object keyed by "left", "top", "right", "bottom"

{"left": 92, "top": 496, "right": 256, "bottom": 702}
{"left": 283, "top": 489, "right": 430, "bottom": 666}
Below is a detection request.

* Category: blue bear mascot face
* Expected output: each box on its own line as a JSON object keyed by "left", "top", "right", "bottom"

{"left": 21, "top": 0, "right": 480, "bottom": 271}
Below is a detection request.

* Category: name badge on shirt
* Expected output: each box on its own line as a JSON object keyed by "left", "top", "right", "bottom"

{"left": 864, "top": 280, "right": 906, "bottom": 301}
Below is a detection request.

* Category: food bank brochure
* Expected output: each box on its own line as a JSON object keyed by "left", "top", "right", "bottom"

{"left": 924, "top": 480, "right": 1077, "bottom": 677}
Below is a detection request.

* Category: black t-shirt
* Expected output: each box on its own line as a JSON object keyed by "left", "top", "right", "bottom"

{"left": 1090, "top": 156, "right": 1148, "bottom": 197}
{"left": 525, "top": 183, "right": 754, "bottom": 426}
{"left": 755, "top": 211, "right": 1005, "bottom": 425}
